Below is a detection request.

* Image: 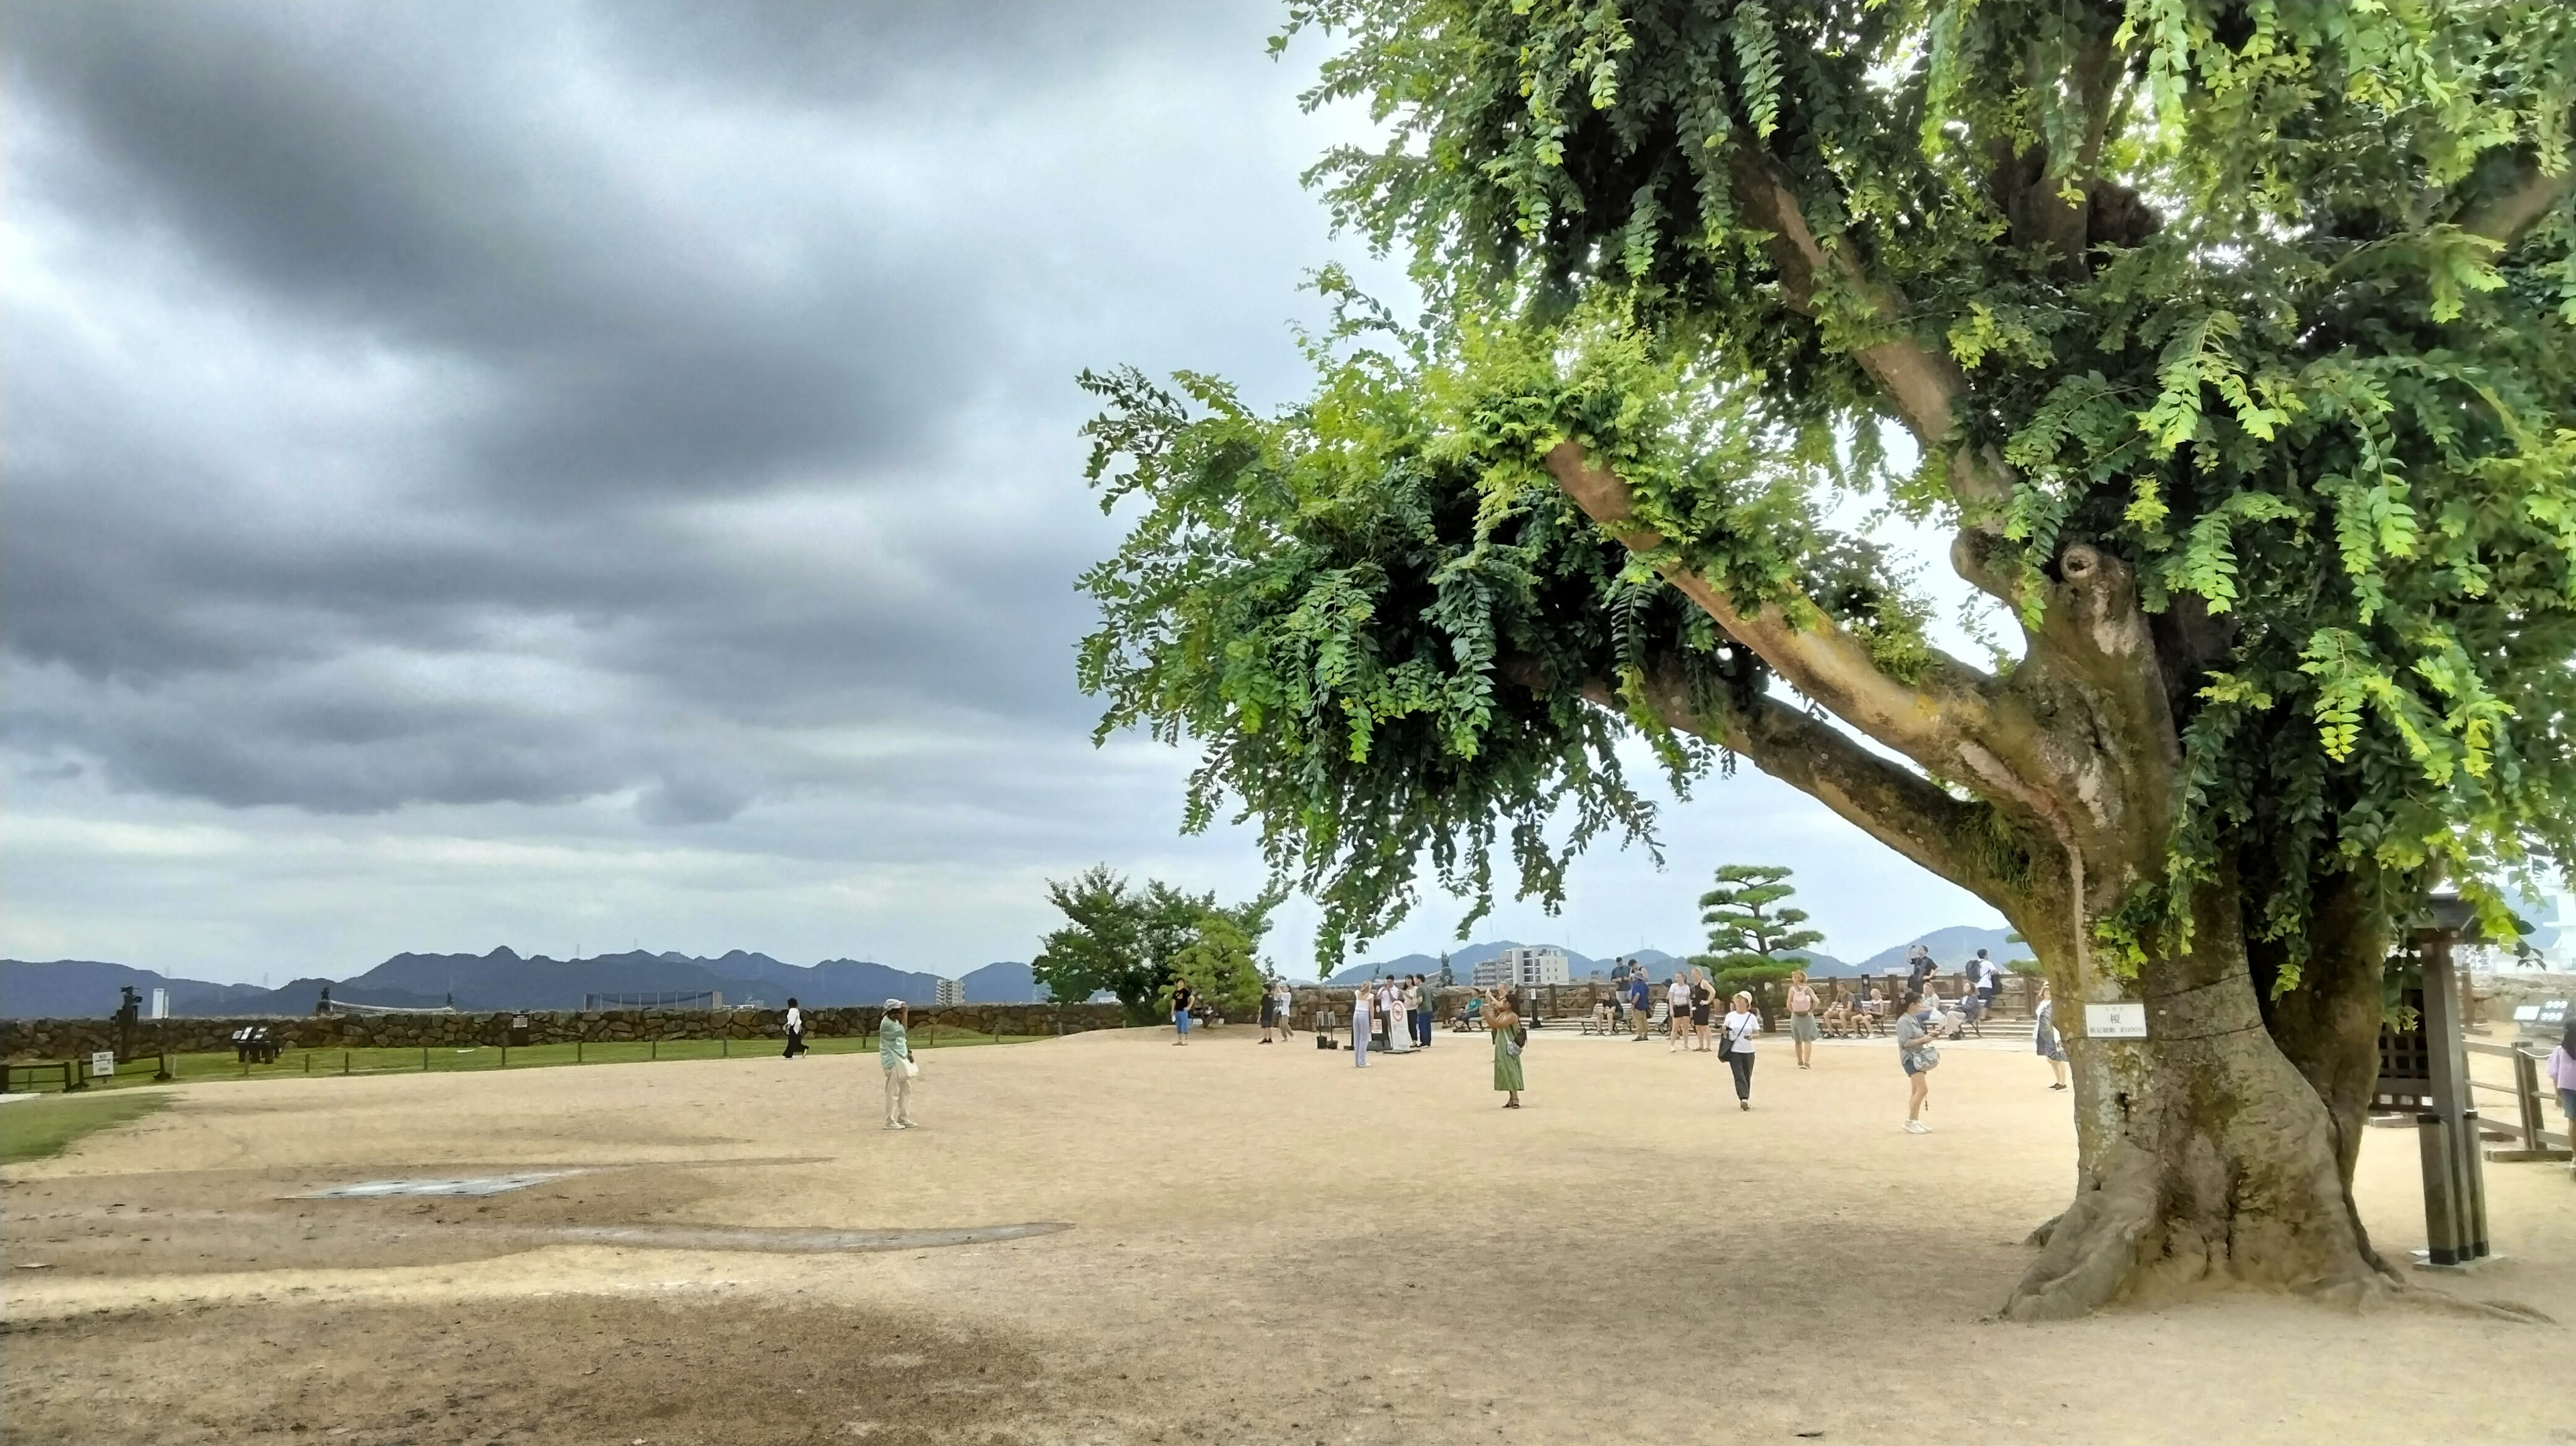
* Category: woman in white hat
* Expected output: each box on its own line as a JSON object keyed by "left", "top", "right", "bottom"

{"left": 878, "top": 999, "right": 916, "bottom": 1129}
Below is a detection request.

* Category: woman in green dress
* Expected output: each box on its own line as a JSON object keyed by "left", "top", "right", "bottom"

{"left": 1488, "top": 989, "right": 1525, "bottom": 1108}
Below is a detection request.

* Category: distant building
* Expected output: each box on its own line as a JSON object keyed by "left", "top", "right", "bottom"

{"left": 934, "top": 977, "right": 965, "bottom": 1006}
{"left": 1472, "top": 946, "right": 1570, "bottom": 989}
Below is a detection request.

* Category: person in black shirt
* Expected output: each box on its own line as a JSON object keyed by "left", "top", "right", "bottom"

{"left": 1171, "top": 982, "right": 1194, "bottom": 1046}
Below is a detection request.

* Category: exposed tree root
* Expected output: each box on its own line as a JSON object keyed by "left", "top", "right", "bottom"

{"left": 2002, "top": 1133, "right": 2398, "bottom": 1322}
{"left": 2004, "top": 1152, "right": 2159, "bottom": 1321}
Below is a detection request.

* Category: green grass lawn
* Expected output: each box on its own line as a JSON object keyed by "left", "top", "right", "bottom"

{"left": 0, "top": 1091, "right": 169, "bottom": 1164}
{"left": 32, "top": 1024, "right": 1048, "bottom": 1093}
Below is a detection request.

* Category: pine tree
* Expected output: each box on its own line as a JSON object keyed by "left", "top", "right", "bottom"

{"left": 1690, "top": 865, "right": 1825, "bottom": 1004}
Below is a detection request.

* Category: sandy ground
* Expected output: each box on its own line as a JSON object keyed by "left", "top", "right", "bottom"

{"left": 5, "top": 1023, "right": 2570, "bottom": 1446}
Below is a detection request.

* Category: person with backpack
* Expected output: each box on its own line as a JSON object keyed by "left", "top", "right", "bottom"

{"left": 1488, "top": 988, "right": 1525, "bottom": 1108}
{"left": 1719, "top": 991, "right": 1761, "bottom": 1109}
{"left": 782, "top": 997, "right": 807, "bottom": 1059}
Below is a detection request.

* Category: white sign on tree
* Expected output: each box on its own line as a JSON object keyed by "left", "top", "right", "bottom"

{"left": 2085, "top": 1003, "right": 2148, "bottom": 1040}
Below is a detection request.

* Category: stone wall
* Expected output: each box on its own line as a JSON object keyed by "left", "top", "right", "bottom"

{"left": 2, "top": 1002, "right": 1135, "bottom": 1062}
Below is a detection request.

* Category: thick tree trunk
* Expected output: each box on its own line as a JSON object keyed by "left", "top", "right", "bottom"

{"left": 2247, "top": 870, "right": 2392, "bottom": 1184}
{"left": 2006, "top": 877, "right": 2394, "bottom": 1319}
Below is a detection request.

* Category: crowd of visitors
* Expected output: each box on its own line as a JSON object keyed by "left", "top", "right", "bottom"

{"left": 1335, "top": 975, "right": 1438, "bottom": 1068}
{"left": 826, "top": 945, "right": 2066, "bottom": 1135}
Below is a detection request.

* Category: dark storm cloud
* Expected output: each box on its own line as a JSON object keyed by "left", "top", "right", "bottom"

{"left": 7, "top": 0, "right": 977, "bottom": 504}
{"left": 3, "top": 0, "right": 1334, "bottom": 825}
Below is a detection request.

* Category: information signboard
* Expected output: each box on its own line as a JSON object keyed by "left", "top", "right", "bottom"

{"left": 2084, "top": 1002, "right": 2148, "bottom": 1040}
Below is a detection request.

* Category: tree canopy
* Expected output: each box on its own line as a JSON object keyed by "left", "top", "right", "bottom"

{"left": 1084, "top": 0, "right": 2576, "bottom": 973}
{"left": 1029, "top": 866, "right": 1279, "bottom": 1023}
{"left": 1691, "top": 863, "right": 1825, "bottom": 998}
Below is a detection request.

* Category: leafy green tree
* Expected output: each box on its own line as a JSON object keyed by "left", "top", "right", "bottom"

{"left": 1161, "top": 901, "right": 1275, "bottom": 1021}
{"left": 1078, "top": 1, "right": 2576, "bottom": 1316}
{"left": 1691, "top": 865, "right": 1825, "bottom": 1001}
{"left": 1030, "top": 867, "right": 1279, "bottom": 1023}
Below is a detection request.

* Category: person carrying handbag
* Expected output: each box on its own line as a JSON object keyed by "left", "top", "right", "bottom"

{"left": 1488, "top": 989, "right": 1525, "bottom": 1109}
{"left": 1718, "top": 992, "right": 1761, "bottom": 1109}
{"left": 1895, "top": 989, "right": 1941, "bottom": 1133}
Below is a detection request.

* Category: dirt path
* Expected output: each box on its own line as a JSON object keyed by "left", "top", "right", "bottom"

{"left": 6, "top": 1025, "right": 2569, "bottom": 1445}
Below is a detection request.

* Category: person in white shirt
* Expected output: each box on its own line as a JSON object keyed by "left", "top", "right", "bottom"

{"left": 1381, "top": 982, "right": 1411, "bottom": 1054}
{"left": 1719, "top": 993, "right": 1761, "bottom": 1109}
{"left": 1666, "top": 975, "right": 1693, "bottom": 1052}
{"left": 782, "top": 998, "right": 807, "bottom": 1060}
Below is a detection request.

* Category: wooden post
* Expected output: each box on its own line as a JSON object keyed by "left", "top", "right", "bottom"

{"left": 2416, "top": 901, "right": 2492, "bottom": 1263}
{"left": 2513, "top": 1050, "right": 2545, "bottom": 1153}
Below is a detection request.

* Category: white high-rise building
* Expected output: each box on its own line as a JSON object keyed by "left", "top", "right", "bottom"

{"left": 934, "top": 977, "right": 965, "bottom": 1007}
{"left": 1472, "top": 946, "right": 1570, "bottom": 989}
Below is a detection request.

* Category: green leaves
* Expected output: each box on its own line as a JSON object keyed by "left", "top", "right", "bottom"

{"left": 1153, "top": 0, "right": 2576, "bottom": 978}
{"left": 1030, "top": 867, "right": 1282, "bottom": 1020}
{"left": 1693, "top": 861, "right": 1825, "bottom": 997}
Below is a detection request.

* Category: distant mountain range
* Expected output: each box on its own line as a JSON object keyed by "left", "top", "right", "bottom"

{"left": 0, "top": 950, "right": 1042, "bottom": 1018}
{"left": 1327, "top": 926, "right": 2024, "bottom": 984}
{"left": 3, "top": 923, "right": 2031, "bottom": 1019}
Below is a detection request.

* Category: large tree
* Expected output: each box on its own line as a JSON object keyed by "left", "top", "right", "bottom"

{"left": 1077, "top": 1, "right": 2576, "bottom": 1316}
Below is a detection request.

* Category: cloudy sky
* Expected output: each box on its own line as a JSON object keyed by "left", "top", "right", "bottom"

{"left": 2, "top": 0, "right": 2004, "bottom": 985}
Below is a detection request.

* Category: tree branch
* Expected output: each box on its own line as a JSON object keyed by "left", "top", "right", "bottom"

{"left": 1726, "top": 148, "right": 2014, "bottom": 512}
{"left": 1525, "top": 655, "right": 2052, "bottom": 915}
{"left": 2462, "top": 148, "right": 2573, "bottom": 246}
{"left": 1544, "top": 439, "right": 2013, "bottom": 779}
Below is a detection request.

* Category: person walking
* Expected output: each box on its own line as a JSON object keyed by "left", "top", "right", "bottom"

{"left": 1690, "top": 971, "right": 1717, "bottom": 1053}
{"left": 782, "top": 997, "right": 807, "bottom": 1059}
{"left": 1785, "top": 970, "right": 1820, "bottom": 1070}
{"left": 879, "top": 999, "right": 916, "bottom": 1129}
{"left": 1171, "top": 980, "right": 1194, "bottom": 1046}
{"left": 1350, "top": 984, "right": 1372, "bottom": 1067}
{"left": 1666, "top": 974, "right": 1693, "bottom": 1052}
{"left": 2033, "top": 983, "right": 2069, "bottom": 1089}
{"left": 1719, "top": 991, "right": 1761, "bottom": 1108}
{"left": 1274, "top": 979, "right": 1297, "bottom": 1039}
{"left": 1488, "top": 989, "right": 1525, "bottom": 1108}
{"left": 1896, "top": 989, "right": 1940, "bottom": 1132}
{"left": 1414, "top": 975, "right": 1436, "bottom": 1049}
